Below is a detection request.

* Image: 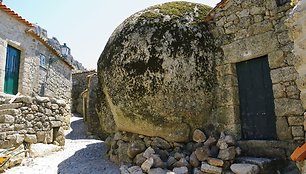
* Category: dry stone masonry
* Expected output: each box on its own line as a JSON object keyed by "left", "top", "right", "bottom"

{"left": 71, "top": 70, "right": 96, "bottom": 114}
{"left": 209, "top": 0, "right": 304, "bottom": 141}
{"left": 0, "top": 95, "right": 69, "bottom": 149}
{"left": 286, "top": 0, "right": 306, "bottom": 172}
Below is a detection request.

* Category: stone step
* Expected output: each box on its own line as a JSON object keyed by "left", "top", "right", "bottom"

{"left": 0, "top": 109, "right": 20, "bottom": 116}
{"left": 238, "top": 140, "right": 297, "bottom": 159}
{"left": 0, "top": 103, "right": 22, "bottom": 110}
{"left": 235, "top": 157, "right": 300, "bottom": 174}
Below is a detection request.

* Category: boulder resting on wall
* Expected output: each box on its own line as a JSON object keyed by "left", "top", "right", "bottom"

{"left": 97, "top": 1, "right": 219, "bottom": 142}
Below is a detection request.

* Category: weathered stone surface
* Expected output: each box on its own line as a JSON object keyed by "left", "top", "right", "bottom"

{"left": 119, "top": 165, "right": 129, "bottom": 174}
{"left": 152, "top": 155, "right": 165, "bottom": 168}
{"left": 207, "top": 158, "right": 224, "bottom": 167}
{"left": 167, "top": 156, "right": 177, "bottom": 167}
{"left": 195, "top": 146, "right": 211, "bottom": 161}
{"left": 151, "top": 137, "right": 171, "bottom": 149}
{"left": 141, "top": 157, "right": 154, "bottom": 172}
{"left": 288, "top": 116, "right": 304, "bottom": 126}
{"left": 173, "top": 166, "right": 189, "bottom": 174}
{"left": 224, "top": 135, "right": 236, "bottom": 146}
{"left": 128, "top": 166, "right": 144, "bottom": 174}
{"left": 238, "top": 140, "right": 288, "bottom": 159}
{"left": 218, "top": 147, "right": 236, "bottom": 160}
{"left": 276, "top": 117, "right": 293, "bottom": 140}
{"left": 0, "top": 114, "right": 14, "bottom": 124}
{"left": 173, "top": 158, "right": 189, "bottom": 168}
{"left": 174, "top": 152, "right": 185, "bottom": 160}
{"left": 24, "top": 134, "right": 37, "bottom": 144}
{"left": 274, "top": 98, "right": 304, "bottom": 117}
{"left": 14, "top": 96, "right": 32, "bottom": 104}
{"left": 51, "top": 104, "right": 59, "bottom": 110}
{"left": 134, "top": 153, "right": 147, "bottom": 166}
{"left": 193, "top": 168, "right": 205, "bottom": 174}
{"left": 51, "top": 121, "right": 62, "bottom": 127}
{"left": 190, "top": 152, "right": 200, "bottom": 167}
{"left": 143, "top": 147, "right": 155, "bottom": 159}
{"left": 201, "top": 162, "right": 222, "bottom": 174}
{"left": 230, "top": 163, "right": 260, "bottom": 174}
{"left": 204, "top": 136, "right": 217, "bottom": 146}
{"left": 55, "top": 99, "right": 66, "bottom": 107}
{"left": 217, "top": 139, "right": 228, "bottom": 150}
{"left": 148, "top": 168, "right": 166, "bottom": 174}
{"left": 193, "top": 129, "right": 207, "bottom": 143}
{"left": 35, "top": 96, "right": 50, "bottom": 103}
{"left": 0, "top": 103, "right": 22, "bottom": 110}
{"left": 128, "top": 140, "right": 146, "bottom": 158}
{"left": 97, "top": 2, "right": 217, "bottom": 142}
{"left": 291, "top": 126, "right": 304, "bottom": 137}
{"left": 0, "top": 109, "right": 20, "bottom": 116}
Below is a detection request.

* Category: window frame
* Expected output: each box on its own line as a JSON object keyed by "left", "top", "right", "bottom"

{"left": 39, "top": 54, "right": 47, "bottom": 68}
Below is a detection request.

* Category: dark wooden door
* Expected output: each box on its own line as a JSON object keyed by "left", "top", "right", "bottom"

{"left": 236, "top": 56, "right": 276, "bottom": 140}
{"left": 4, "top": 45, "right": 20, "bottom": 95}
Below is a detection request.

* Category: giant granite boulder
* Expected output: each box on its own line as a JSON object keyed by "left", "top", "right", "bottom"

{"left": 97, "top": 1, "right": 219, "bottom": 142}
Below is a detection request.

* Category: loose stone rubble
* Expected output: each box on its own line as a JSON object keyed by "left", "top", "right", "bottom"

{"left": 108, "top": 129, "right": 249, "bottom": 174}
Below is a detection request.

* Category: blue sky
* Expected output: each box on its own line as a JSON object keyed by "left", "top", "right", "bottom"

{"left": 4, "top": 0, "right": 220, "bottom": 69}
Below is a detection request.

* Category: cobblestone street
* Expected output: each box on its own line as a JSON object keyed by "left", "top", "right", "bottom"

{"left": 4, "top": 115, "right": 119, "bottom": 174}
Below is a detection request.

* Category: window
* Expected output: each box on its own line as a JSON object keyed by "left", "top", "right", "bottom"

{"left": 40, "top": 54, "right": 46, "bottom": 67}
{"left": 277, "top": 0, "right": 290, "bottom": 6}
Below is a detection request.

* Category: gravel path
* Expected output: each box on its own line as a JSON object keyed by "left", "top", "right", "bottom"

{"left": 4, "top": 115, "right": 120, "bottom": 174}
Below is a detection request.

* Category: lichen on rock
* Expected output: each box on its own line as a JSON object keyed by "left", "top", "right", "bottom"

{"left": 97, "top": 1, "right": 219, "bottom": 142}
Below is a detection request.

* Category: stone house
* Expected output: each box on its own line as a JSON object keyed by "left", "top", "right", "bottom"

{"left": 0, "top": 2, "right": 74, "bottom": 102}
{"left": 204, "top": 0, "right": 304, "bottom": 157}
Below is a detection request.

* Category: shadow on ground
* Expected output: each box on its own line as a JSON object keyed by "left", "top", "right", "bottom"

{"left": 57, "top": 142, "right": 119, "bottom": 174}
{"left": 65, "top": 118, "right": 87, "bottom": 140}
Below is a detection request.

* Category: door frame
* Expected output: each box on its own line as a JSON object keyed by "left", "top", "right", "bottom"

{"left": 236, "top": 56, "right": 277, "bottom": 140}
{"left": 0, "top": 41, "right": 24, "bottom": 95}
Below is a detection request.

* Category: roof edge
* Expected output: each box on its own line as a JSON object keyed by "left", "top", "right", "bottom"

{"left": 26, "top": 29, "right": 74, "bottom": 70}
{"left": 204, "top": 0, "right": 229, "bottom": 22}
{"left": 0, "top": 2, "right": 33, "bottom": 27}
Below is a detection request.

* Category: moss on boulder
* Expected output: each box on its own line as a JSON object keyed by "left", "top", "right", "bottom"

{"left": 97, "top": 1, "right": 218, "bottom": 142}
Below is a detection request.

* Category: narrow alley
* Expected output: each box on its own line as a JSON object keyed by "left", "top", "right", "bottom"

{"left": 4, "top": 114, "right": 120, "bottom": 174}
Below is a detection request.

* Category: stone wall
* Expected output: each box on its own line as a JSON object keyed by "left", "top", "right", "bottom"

{"left": 286, "top": 0, "right": 306, "bottom": 172}
{"left": 71, "top": 70, "right": 96, "bottom": 114}
{"left": 0, "top": 95, "right": 68, "bottom": 149}
{"left": 210, "top": 0, "right": 304, "bottom": 143}
{"left": 82, "top": 73, "right": 105, "bottom": 138}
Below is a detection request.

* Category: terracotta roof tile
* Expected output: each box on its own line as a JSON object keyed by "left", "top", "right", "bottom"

{"left": 0, "top": 2, "right": 33, "bottom": 27}
{"left": 0, "top": 2, "right": 74, "bottom": 70}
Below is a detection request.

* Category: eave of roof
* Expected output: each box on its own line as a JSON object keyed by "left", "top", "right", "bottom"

{"left": 204, "top": 0, "right": 229, "bottom": 22}
{"left": 26, "top": 29, "right": 74, "bottom": 70}
{"left": 0, "top": 2, "right": 33, "bottom": 27}
{"left": 0, "top": 2, "right": 74, "bottom": 70}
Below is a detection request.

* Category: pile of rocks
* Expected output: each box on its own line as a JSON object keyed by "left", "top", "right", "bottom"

{"left": 107, "top": 129, "right": 260, "bottom": 174}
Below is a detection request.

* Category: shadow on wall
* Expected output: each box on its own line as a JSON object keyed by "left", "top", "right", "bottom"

{"left": 57, "top": 142, "right": 119, "bottom": 174}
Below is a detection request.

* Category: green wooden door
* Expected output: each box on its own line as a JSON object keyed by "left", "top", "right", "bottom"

{"left": 4, "top": 45, "right": 21, "bottom": 95}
